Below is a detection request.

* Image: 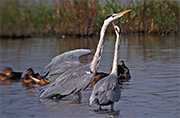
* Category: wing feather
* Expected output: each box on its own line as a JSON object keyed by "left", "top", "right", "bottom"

{"left": 89, "top": 74, "right": 121, "bottom": 105}
{"left": 41, "top": 49, "right": 92, "bottom": 82}
{"left": 39, "top": 64, "right": 94, "bottom": 99}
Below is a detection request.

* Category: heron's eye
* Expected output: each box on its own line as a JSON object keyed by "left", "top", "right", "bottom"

{"left": 112, "top": 15, "right": 115, "bottom": 18}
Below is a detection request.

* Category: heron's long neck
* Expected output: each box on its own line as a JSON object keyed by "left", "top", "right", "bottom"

{"left": 90, "top": 22, "right": 109, "bottom": 73}
{"left": 111, "top": 33, "right": 121, "bottom": 76}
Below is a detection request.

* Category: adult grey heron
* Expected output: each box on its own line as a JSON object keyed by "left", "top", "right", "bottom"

{"left": 39, "top": 9, "right": 131, "bottom": 101}
{"left": 89, "top": 22, "right": 121, "bottom": 111}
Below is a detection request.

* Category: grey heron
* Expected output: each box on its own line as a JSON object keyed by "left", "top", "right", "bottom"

{"left": 39, "top": 10, "right": 131, "bottom": 101}
{"left": 89, "top": 22, "right": 121, "bottom": 111}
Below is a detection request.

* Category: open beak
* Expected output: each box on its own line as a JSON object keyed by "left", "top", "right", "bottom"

{"left": 116, "top": 9, "right": 131, "bottom": 18}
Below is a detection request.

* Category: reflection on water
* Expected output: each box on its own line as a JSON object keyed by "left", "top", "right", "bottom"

{"left": 0, "top": 34, "right": 179, "bottom": 118}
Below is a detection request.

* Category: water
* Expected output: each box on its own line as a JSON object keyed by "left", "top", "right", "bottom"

{"left": 0, "top": 34, "right": 179, "bottom": 118}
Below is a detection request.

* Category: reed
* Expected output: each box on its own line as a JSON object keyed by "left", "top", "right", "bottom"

{"left": 100, "top": 0, "right": 179, "bottom": 35}
{"left": 0, "top": 0, "right": 179, "bottom": 38}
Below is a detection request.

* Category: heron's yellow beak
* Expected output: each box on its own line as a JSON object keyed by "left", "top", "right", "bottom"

{"left": 116, "top": 9, "right": 131, "bottom": 18}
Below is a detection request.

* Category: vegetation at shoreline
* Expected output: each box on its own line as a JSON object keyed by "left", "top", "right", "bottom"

{"left": 0, "top": 0, "right": 179, "bottom": 38}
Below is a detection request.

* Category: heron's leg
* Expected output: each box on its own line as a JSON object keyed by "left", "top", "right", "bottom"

{"left": 99, "top": 105, "right": 102, "bottom": 111}
{"left": 73, "top": 93, "right": 77, "bottom": 101}
{"left": 111, "top": 103, "right": 114, "bottom": 112}
{"left": 77, "top": 92, "right": 82, "bottom": 102}
{"left": 73, "top": 92, "right": 81, "bottom": 103}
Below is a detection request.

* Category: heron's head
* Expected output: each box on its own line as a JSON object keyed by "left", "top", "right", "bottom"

{"left": 112, "top": 22, "right": 121, "bottom": 35}
{"left": 104, "top": 9, "right": 131, "bottom": 24}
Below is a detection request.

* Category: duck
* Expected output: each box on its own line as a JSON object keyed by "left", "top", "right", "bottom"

{"left": 21, "top": 68, "right": 50, "bottom": 89}
{"left": 0, "top": 67, "right": 22, "bottom": 84}
{"left": 89, "top": 72, "right": 109, "bottom": 88}
{"left": 117, "top": 60, "right": 131, "bottom": 83}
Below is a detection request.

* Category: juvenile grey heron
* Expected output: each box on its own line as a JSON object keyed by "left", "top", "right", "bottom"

{"left": 39, "top": 10, "right": 131, "bottom": 101}
{"left": 89, "top": 22, "right": 121, "bottom": 111}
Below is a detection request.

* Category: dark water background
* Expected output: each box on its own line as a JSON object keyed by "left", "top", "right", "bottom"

{"left": 0, "top": 34, "right": 179, "bottom": 118}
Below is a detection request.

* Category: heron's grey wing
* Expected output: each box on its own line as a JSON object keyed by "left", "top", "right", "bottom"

{"left": 47, "top": 61, "right": 82, "bottom": 83}
{"left": 106, "top": 76, "right": 121, "bottom": 102}
{"left": 89, "top": 76, "right": 108, "bottom": 106}
{"left": 40, "top": 64, "right": 95, "bottom": 98}
{"left": 41, "top": 49, "right": 92, "bottom": 82}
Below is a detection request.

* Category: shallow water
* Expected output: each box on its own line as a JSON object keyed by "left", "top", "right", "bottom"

{"left": 0, "top": 34, "right": 179, "bottom": 118}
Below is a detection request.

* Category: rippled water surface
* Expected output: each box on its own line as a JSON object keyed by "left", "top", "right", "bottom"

{"left": 0, "top": 34, "right": 179, "bottom": 118}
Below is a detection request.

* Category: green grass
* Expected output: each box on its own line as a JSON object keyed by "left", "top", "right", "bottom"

{"left": 0, "top": 0, "right": 179, "bottom": 38}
